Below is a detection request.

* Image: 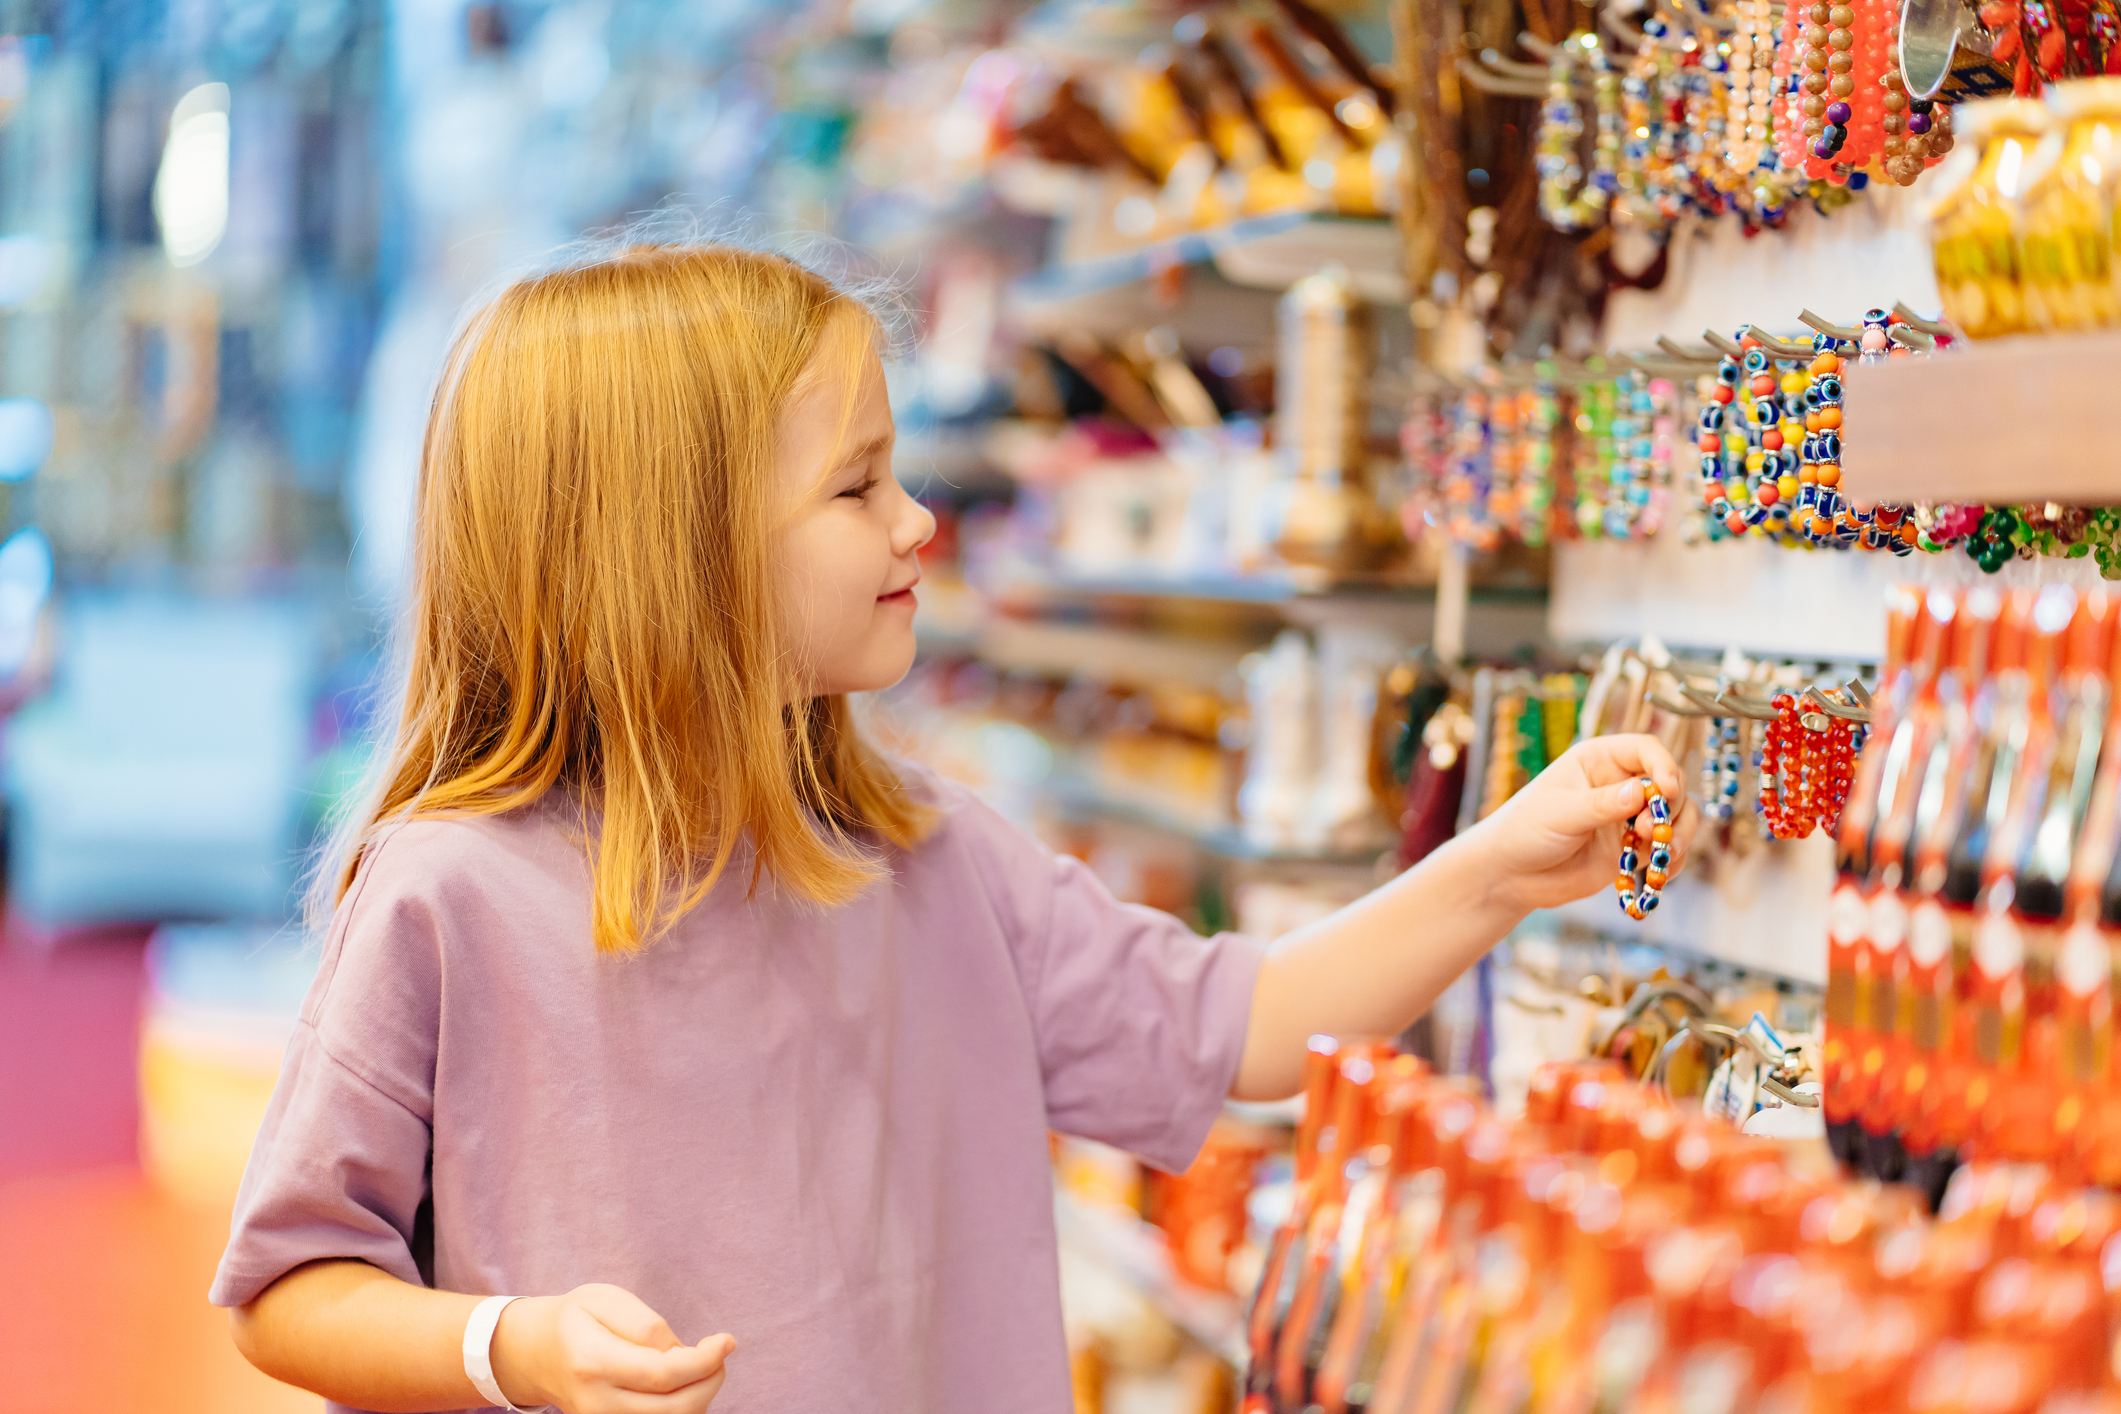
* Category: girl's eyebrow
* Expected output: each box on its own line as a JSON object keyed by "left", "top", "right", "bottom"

{"left": 835, "top": 432, "right": 893, "bottom": 471}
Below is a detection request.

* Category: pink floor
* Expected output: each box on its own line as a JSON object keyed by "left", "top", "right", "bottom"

{"left": 0, "top": 933, "right": 320, "bottom": 1413}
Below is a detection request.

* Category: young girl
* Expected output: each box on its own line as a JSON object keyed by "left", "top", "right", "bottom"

{"left": 214, "top": 244, "right": 1696, "bottom": 1414}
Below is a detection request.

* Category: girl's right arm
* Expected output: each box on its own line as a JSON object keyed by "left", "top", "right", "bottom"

{"left": 232, "top": 1258, "right": 735, "bottom": 1414}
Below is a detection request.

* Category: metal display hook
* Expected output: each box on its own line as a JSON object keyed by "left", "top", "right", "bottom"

{"left": 1647, "top": 689, "right": 1713, "bottom": 717}
{"left": 1800, "top": 309, "right": 1863, "bottom": 342}
{"left": 1677, "top": 682, "right": 1731, "bottom": 716}
{"left": 1658, "top": 336, "right": 1720, "bottom": 361}
{"left": 1892, "top": 303, "right": 1955, "bottom": 336}
{"left": 1647, "top": 1021, "right": 1821, "bottom": 1109}
{"left": 1741, "top": 325, "right": 1815, "bottom": 359}
{"left": 1615, "top": 980, "right": 1713, "bottom": 1031}
{"left": 1802, "top": 685, "right": 1871, "bottom": 723}
{"left": 1715, "top": 687, "right": 1782, "bottom": 721}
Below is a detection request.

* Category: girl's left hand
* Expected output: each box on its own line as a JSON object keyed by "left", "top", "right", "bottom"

{"left": 1467, "top": 733, "right": 1699, "bottom": 917}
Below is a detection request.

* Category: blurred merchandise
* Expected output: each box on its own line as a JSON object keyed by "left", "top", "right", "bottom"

{"left": 7, "top": 595, "right": 321, "bottom": 928}
{"left": 139, "top": 922, "right": 314, "bottom": 1204}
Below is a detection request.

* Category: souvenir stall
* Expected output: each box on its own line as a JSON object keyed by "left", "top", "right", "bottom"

{"left": 828, "top": 0, "right": 2121, "bottom": 1408}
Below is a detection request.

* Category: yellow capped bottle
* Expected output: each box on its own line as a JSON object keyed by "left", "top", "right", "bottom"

{"left": 1932, "top": 98, "right": 2052, "bottom": 339}
{"left": 2020, "top": 79, "right": 2121, "bottom": 332}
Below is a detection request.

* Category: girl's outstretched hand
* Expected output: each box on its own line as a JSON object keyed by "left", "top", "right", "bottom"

{"left": 1468, "top": 733, "right": 1699, "bottom": 917}
{"left": 493, "top": 1283, "right": 735, "bottom": 1414}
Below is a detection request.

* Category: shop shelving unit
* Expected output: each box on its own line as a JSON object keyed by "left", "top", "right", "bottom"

{"left": 1542, "top": 834, "right": 1836, "bottom": 989}
{"left": 1010, "top": 212, "right": 1403, "bottom": 309}
{"left": 1007, "top": 213, "right": 1406, "bottom": 345}
{"left": 1044, "top": 769, "right": 1386, "bottom": 868}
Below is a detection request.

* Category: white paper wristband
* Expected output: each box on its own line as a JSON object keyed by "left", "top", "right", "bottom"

{"left": 463, "top": 1294, "right": 534, "bottom": 1412}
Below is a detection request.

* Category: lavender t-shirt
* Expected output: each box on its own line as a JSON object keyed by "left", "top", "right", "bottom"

{"left": 210, "top": 769, "right": 1263, "bottom": 1413}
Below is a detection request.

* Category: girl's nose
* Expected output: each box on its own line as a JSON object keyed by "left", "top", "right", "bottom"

{"left": 894, "top": 483, "right": 936, "bottom": 559}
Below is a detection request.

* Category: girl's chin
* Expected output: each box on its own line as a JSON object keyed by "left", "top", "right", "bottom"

{"left": 812, "top": 631, "right": 918, "bottom": 696}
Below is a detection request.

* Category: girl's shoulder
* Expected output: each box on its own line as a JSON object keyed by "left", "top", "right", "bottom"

{"left": 881, "top": 758, "right": 1059, "bottom": 897}
{"left": 343, "top": 795, "right": 589, "bottom": 924}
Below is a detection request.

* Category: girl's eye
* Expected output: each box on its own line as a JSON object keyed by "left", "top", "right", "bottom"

{"left": 838, "top": 476, "right": 881, "bottom": 501}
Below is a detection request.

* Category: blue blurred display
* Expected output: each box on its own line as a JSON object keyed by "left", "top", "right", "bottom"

{"left": 0, "top": 398, "right": 52, "bottom": 479}
{"left": 0, "top": 0, "right": 884, "bottom": 935}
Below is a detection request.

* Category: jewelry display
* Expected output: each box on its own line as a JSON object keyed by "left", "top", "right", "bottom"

{"left": 1517, "top": 0, "right": 1961, "bottom": 228}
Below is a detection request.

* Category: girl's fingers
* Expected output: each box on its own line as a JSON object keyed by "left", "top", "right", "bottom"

{"left": 605, "top": 1334, "right": 731, "bottom": 1394}
{"left": 582, "top": 1285, "right": 682, "bottom": 1351}
{"left": 1561, "top": 775, "right": 1647, "bottom": 835}
{"left": 600, "top": 1366, "right": 728, "bottom": 1414}
{"left": 676, "top": 1365, "right": 729, "bottom": 1413}
{"left": 1577, "top": 733, "right": 1686, "bottom": 800}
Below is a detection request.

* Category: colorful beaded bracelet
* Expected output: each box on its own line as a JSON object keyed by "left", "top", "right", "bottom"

{"left": 1616, "top": 776, "right": 1674, "bottom": 920}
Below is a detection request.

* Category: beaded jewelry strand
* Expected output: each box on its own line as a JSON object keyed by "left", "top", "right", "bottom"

{"left": 1539, "top": 37, "right": 1599, "bottom": 229}
{"left": 1617, "top": 776, "right": 1675, "bottom": 918}
{"left": 1576, "top": 370, "right": 1617, "bottom": 538}
{"left": 1523, "top": 369, "right": 1560, "bottom": 547}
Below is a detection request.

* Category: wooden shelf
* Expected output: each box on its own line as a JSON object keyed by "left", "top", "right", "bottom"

{"left": 1007, "top": 214, "right": 1405, "bottom": 344}
{"left": 1012, "top": 212, "right": 1400, "bottom": 306}
{"left": 1842, "top": 329, "right": 2121, "bottom": 505}
{"left": 978, "top": 617, "right": 1255, "bottom": 692}
{"left": 1210, "top": 215, "right": 1405, "bottom": 302}
{"left": 989, "top": 571, "right": 1548, "bottom": 656}
{"left": 1004, "top": 568, "right": 1548, "bottom": 610}
{"left": 1044, "top": 769, "right": 1385, "bottom": 868}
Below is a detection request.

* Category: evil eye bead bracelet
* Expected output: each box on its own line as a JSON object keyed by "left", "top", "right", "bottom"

{"left": 1616, "top": 776, "right": 1674, "bottom": 920}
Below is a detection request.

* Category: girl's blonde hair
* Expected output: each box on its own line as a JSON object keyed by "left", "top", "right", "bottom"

{"left": 330, "top": 242, "right": 932, "bottom": 953}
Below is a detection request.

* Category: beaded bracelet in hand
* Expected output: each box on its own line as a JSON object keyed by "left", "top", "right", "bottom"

{"left": 1616, "top": 776, "right": 1675, "bottom": 920}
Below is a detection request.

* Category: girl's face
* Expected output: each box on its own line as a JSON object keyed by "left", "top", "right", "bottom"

{"left": 775, "top": 341, "right": 936, "bottom": 697}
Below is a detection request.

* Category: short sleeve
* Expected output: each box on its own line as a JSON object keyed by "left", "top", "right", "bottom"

{"left": 920, "top": 771, "right": 1265, "bottom": 1175}
{"left": 209, "top": 834, "right": 441, "bottom": 1307}
{"left": 1031, "top": 854, "right": 1262, "bottom": 1172}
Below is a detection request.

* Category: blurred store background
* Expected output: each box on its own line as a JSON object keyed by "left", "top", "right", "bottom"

{"left": 0, "top": 0, "right": 1497, "bottom": 1409}
{"left": 0, "top": 0, "right": 1037, "bottom": 1405}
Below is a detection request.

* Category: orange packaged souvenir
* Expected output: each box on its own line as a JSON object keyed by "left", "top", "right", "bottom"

{"left": 1311, "top": 1056, "right": 1433, "bottom": 1414}
{"left": 1241, "top": 1035, "right": 1341, "bottom": 1413}
{"left": 1859, "top": 593, "right": 1957, "bottom": 1163}
{"left": 1153, "top": 1123, "right": 1268, "bottom": 1292}
{"left": 1918, "top": 592, "right": 2023, "bottom": 1156}
{"left": 1842, "top": 589, "right": 1926, "bottom": 1176}
{"left": 1360, "top": 1085, "right": 1484, "bottom": 1414}
{"left": 1902, "top": 591, "right": 2004, "bottom": 1199}
{"left": 1274, "top": 1047, "right": 1387, "bottom": 1408}
{"left": 1822, "top": 656, "right": 1889, "bottom": 1161}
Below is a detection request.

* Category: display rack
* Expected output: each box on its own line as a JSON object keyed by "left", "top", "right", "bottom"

{"left": 1011, "top": 212, "right": 1401, "bottom": 308}
{"left": 1542, "top": 832, "right": 1835, "bottom": 989}
{"left": 1045, "top": 769, "right": 1384, "bottom": 867}
{"left": 1007, "top": 214, "right": 1405, "bottom": 343}
{"left": 1209, "top": 214, "right": 1405, "bottom": 302}
{"left": 1002, "top": 568, "right": 1546, "bottom": 610}
{"left": 976, "top": 617, "right": 1256, "bottom": 692}
{"left": 1548, "top": 534, "right": 1902, "bottom": 663}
